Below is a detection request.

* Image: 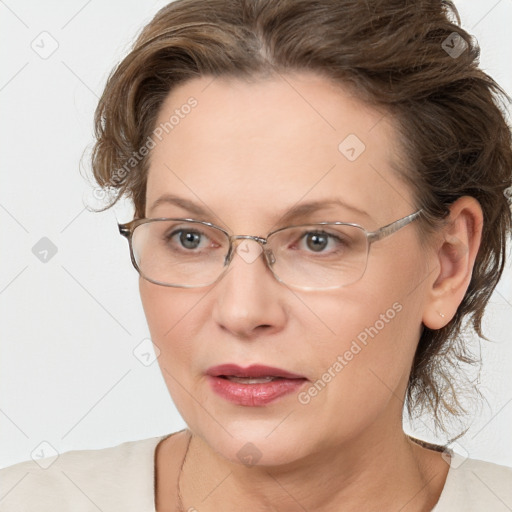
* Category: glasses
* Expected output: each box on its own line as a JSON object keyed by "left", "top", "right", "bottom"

{"left": 118, "top": 210, "right": 422, "bottom": 290}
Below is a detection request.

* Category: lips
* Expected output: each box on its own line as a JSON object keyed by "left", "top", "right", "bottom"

{"left": 206, "top": 364, "right": 306, "bottom": 380}
{"left": 206, "top": 364, "right": 308, "bottom": 406}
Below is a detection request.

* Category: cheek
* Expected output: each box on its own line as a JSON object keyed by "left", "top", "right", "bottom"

{"left": 292, "top": 298, "right": 415, "bottom": 446}
{"left": 293, "top": 262, "right": 424, "bottom": 432}
{"left": 306, "top": 292, "right": 411, "bottom": 379}
{"left": 139, "top": 279, "right": 201, "bottom": 374}
{"left": 139, "top": 278, "right": 197, "bottom": 339}
{"left": 139, "top": 280, "right": 231, "bottom": 441}
{"left": 139, "top": 279, "right": 202, "bottom": 407}
{"left": 139, "top": 283, "right": 168, "bottom": 339}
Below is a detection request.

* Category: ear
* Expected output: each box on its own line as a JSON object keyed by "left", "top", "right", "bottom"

{"left": 422, "top": 196, "right": 483, "bottom": 330}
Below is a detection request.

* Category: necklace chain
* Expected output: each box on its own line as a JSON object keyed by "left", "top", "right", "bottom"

{"left": 176, "top": 430, "right": 193, "bottom": 512}
{"left": 172, "top": 432, "right": 446, "bottom": 510}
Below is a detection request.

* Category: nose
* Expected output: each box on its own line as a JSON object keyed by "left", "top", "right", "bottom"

{"left": 211, "top": 238, "right": 287, "bottom": 339}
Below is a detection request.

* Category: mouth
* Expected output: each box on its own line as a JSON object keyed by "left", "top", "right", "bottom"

{"left": 206, "top": 364, "right": 308, "bottom": 406}
{"left": 207, "top": 364, "right": 306, "bottom": 379}
{"left": 220, "top": 376, "right": 284, "bottom": 384}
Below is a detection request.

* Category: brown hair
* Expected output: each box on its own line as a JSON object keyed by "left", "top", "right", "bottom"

{"left": 90, "top": 0, "right": 512, "bottom": 435}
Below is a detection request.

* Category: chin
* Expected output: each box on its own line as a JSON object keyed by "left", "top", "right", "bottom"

{"left": 193, "top": 419, "right": 311, "bottom": 468}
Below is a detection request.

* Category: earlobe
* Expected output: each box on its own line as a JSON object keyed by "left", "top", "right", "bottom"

{"left": 422, "top": 196, "right": 483, "bottom": 330}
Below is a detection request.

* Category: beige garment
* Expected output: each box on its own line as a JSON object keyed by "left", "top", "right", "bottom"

{"left": 1, "top": 435, "right": 511, "bottom": 511}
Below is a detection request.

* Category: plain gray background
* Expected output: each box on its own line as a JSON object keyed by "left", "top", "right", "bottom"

{"left": 1, "top": 0, "right": 511, "bottom": 469}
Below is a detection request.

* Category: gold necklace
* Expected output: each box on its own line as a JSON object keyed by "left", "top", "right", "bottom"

{"left": 176, "top": 430, "right": 193, "bottom": 512}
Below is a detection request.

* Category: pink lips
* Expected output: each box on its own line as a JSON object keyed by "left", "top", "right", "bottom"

{"left": 206, "top": 364, "right": 308, "bottom": 406}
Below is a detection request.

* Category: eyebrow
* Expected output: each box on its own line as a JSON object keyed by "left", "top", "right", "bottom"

{"left": 148, "top": 194, "right": 371, "bottom": 224}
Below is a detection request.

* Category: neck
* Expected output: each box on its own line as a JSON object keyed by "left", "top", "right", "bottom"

{"left": 179, "top": 420, "right": 448, "bottom": 512}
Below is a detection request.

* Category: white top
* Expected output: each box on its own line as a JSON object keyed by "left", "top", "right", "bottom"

{"left": 1, "top": 435, "right": 511, "bottom": 511}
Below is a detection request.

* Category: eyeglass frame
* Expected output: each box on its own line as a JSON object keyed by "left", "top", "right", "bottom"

{"left": 118, "top": 209, "right": 423, "bottom": 290}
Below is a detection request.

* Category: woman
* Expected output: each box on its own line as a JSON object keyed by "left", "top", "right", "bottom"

{"left": 1, "top": 0, "right": 511, "bottom": 510}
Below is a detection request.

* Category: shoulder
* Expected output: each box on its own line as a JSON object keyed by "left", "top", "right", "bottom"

{"left": 434, "top": 451, "right": 512, "bottom": 511}
{"left": 0, "top": 435, "right": 168, "bottom": 512}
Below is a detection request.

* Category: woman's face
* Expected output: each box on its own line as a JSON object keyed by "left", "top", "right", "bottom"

{"left": 140, "top": 73, "right": 433, "bottom": 465}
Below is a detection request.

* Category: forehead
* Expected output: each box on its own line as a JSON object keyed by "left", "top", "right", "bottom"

{"left": 145, "top": 73, "right": 414, "bottom": 229}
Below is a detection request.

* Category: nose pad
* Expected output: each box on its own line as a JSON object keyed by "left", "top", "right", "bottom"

{"left": 265, "top": 249, "right": 276, "bottom": 266}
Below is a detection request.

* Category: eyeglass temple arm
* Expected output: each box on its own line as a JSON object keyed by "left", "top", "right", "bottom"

{"left": 118, "top": 223, "right": 131, "bottom": 239}
{"left": 367, "top": 210, "right": 423, "bottom": 243}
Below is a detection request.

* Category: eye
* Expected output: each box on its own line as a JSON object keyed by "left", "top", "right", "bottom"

{"left": 304, "top": 232, "right": 330, "bottom": 252}
{"left": 274, "top": 226, "right": 354, "bottom": 257}
{"left": 165, "top": 228, "right": 212, "bottom": 251}
{"left": 300, "top": 230, "right": 344, "bottom": 253}
{"left": 178, "top": 230, "right": 202, "bottom": 249}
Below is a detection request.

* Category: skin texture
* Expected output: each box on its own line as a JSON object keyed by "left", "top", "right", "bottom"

{"left": 141, "top": 73, "right": 483, "bottom": 511}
